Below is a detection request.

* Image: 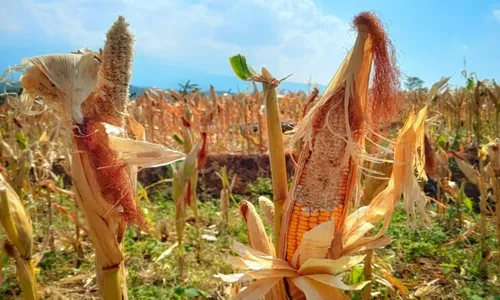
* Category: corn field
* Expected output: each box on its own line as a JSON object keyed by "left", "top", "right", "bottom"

{"left": 0, "top": 11, "right": 498, "bottom": 300}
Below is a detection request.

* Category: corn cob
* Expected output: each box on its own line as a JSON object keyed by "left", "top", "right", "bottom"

{"left": 284, "top": 85, "right": 359, "bottom": 263}
{"left": 281, "top": 12, "right": 399, "bottom": 268}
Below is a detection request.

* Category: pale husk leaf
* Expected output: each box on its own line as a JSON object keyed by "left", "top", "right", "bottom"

{"left": 297, "top": 255, "right": 365, "bottom": 276}
{"left": 72, "top": 146, "right": 124, "bottom": 268}
{"left": 239, "top": 200, "right": 273, "bottom": 256}
{"left": 304, "top": 274, "right": 369, "bottom": 291}
{"left": 234, "top": 277, "right": 282, "bottom": 300}
{"left": 292, "top": 220, "right": 334, "bottom": 268}
{"left": 292, "top": 276, "right": 349, "bottom": 300}
{"left": 454, "top": 157, "right": 480, "bottom": 186}
{"left": 106, "top": 133, "right": 186, "bottom": 168}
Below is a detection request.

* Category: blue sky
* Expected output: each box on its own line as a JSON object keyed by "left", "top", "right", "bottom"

{"left": 1, "top": 0, "right": 499, "bottom": 91}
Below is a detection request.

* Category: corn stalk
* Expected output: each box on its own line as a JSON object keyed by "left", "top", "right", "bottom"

{"left": 229, "top": 55, "right": 289, "bottom": 255}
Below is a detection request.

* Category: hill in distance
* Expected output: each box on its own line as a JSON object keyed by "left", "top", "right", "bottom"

{"left": 1, "top": 75, "right": 325, "bottom": 100}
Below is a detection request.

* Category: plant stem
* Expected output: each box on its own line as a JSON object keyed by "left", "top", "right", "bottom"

{"left": 362, "top": 249, "right": 373, "bottom": 300}
{"left": 47, "top": 193, "right": 55, "bottom": 252}
{"left": 74, "top": 201, "right": 83, "bottom": 268}
{"left": 15, "top": 258, "right": 37, "bottom": 300}
{"left": 191, "top": 179, "right": 201, "bottom": 261}
{"left": 100, "top": 265, "right": 123, "bottom": 300}
{"left": 261, "top": 67, "right": 288, "bottom": 257}
{"left": 478, "top": 158, "right": 488, "bottom": 269}
{"left": 456, "top": 182, "right": 463, "bottom": 230}
{"left": 495, "top": 176, "right": 500, "bottom": 269}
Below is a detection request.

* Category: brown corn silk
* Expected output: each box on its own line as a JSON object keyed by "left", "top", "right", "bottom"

{"left": 281, "top": 11, "right": 399, "bottom": 269}
{"left": 73, "top": 117, "right": 146, "bottom": 227}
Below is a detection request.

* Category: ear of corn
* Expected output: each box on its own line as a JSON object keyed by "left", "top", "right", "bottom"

{"left": 0, "top": 174, "right": 32, "bottom": 259}
{"left": 239, "top": 200, "right": 273, "bottom": 255}
{"left": 0, "top": 175, "right": 37, "bottom": 300}
{"left": 281, "top": 11, "right": 400, "bottom": 265}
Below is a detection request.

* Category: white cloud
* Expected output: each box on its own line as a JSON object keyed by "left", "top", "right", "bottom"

{"left": 493, "top": 9, "right": 500, "bottom": 23}
{"left": 2, "top": 0, "right": 355, "bottom": 84}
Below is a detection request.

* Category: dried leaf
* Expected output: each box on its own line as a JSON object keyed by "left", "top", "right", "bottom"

{"left": 297, "top": 255, "right": 365, "bottom": 276}
{"left": 155, "top": 242, "right": 178, "bottom": 263}
{"left": 292, "top": 276, "right": 348, "bottom": 300}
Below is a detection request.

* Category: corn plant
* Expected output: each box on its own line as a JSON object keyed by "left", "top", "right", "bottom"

{"left": 218, "top": 12, "right": 447, "bottom": 299}
{"left": 215, "top": 166, "right": 236, "bottom": 226}
{"left": 12, "top": 16, "right": 185, "bottom": 299}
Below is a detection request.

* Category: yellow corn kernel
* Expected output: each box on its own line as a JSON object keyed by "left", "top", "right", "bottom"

{"left": 298, "top": 220, "right": 309, "bottom": 227}
{"left": 299, "top": 211, "right": 311, "bottom": 216}
{"left": 319, "top": 210, "right": 332, "bottom": 216}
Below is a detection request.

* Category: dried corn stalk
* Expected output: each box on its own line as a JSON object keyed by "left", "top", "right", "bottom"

{"left": 16, "top": 16, "right": 185, "bottom": 299}
{"left": 216, "top": 166, "right": 236, "bottom": 224}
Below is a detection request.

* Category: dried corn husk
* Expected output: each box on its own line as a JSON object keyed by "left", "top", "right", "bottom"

{"left": 485, "top": 140, "right": 500, "bottom": 173}
{"left": 239, "top": 201, "right": 273, "bottom": 255}
{"left": 448, "top": 151, "right": 483, "bottom": 188}
{"left": 0, "top": 173, "right": 32, "bottom": 259}
{"left": 219, "top": 99, "right": 439, "bottom": 299}
{"left": 217, "top": 220, "right": 368, "bottom": 300}
{"left": 0, "top": 175, "right": 37, "bottom": 299}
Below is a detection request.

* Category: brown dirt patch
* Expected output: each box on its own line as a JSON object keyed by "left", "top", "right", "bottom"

{"left": 138, "top": 152, "right": 296, "bottom": 198}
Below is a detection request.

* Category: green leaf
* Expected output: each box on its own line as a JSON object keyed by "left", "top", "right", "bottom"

{"left": 350, "top": 265, "right": 364, "bottom": 284}
{"left": 463, "top": 196, "right": 473, "bottom": 213}
{"left": 172, "top": 133, "right": 184, "bottom": 145}
{"left": 229, "top": 54, "right": 259, "bottom": 81}
{"left": 172, "top": 141, "right": 201, "bottom": 204}
{"left": 173, "top": 285, "right": 185, "bottom": 296}
{"left": 16, "top": 132, "right": 27, "bottom": 150}
{"left": 137, "top": 182, "right": 150, "bottom": 204}
{"left": 437, "top": 136, "right": 447, "bottom": 149}
{"left": 466, "top": 77, "right": 475, "bottom": 91}
{"left": 184, "top": 286, "right": 209, "bottom": 298}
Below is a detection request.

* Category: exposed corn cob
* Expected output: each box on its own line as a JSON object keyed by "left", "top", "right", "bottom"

{"left": 281, "top": 12, "right": 400, "bottom": 268}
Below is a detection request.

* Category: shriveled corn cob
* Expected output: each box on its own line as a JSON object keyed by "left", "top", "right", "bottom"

{"left": 284, "top": 85, "right": 358, "bottom": 263}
